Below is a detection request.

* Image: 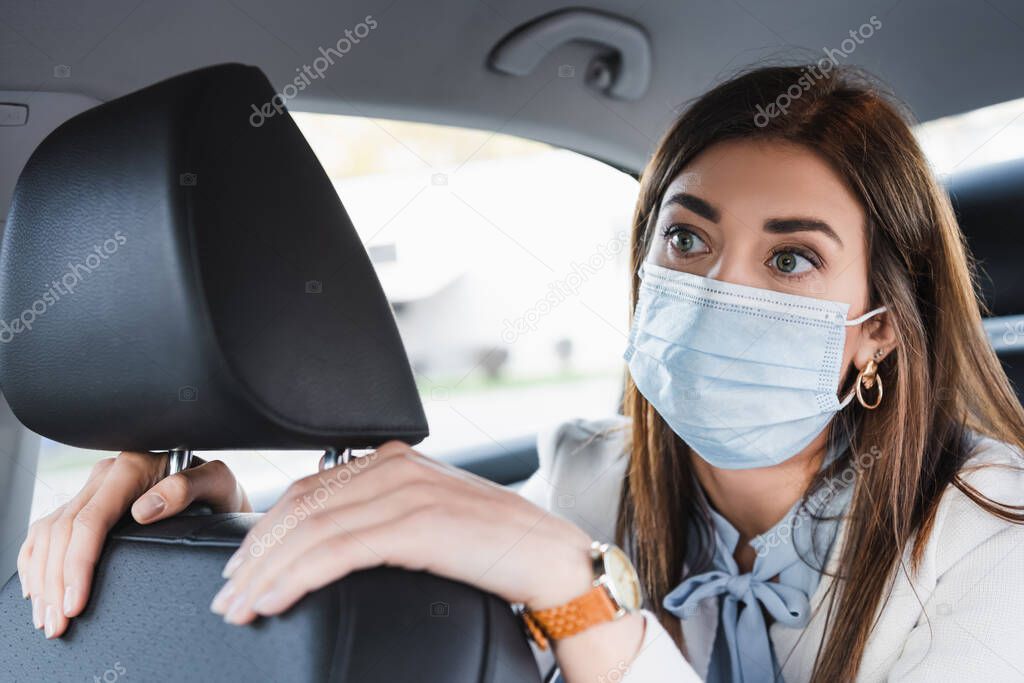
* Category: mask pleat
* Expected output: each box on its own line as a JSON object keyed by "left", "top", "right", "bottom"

{"left": 626, "top": 345, "right": 835, "bottom": 429}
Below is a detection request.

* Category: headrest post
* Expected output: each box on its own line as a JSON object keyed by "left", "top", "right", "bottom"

{"left": 166, "top": 449, "right": 194, "bottom": 477}
{"left": 319, "top": 448, "right": 353, "bottom": 470}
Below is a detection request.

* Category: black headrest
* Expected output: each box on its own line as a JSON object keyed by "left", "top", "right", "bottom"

{"left": 948, "top": 156, "right": 1024, "bottom": 317}
{"left": 0, "top": 63, "right": 428, "bottom": 452}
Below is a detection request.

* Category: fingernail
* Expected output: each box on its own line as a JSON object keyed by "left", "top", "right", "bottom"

{"left": 252, "top": 589, "right": 283, "bottom": 615}
{"left": 44, "top": 605, "right": 57, "bottom": 639}
{"left": 210, "top": 581, "right": 236, "bottom": 614}
{"left": 223, "top": 592, "right": 250, "bottom": 625}
{"left": 63, "top": 586, "right": 76, "bottom": 617}
{"left": 32, "top": 596, "right": 43, "bottom": 629}
{"left": 18, "top": 572, "right": 27, "bottom": 599}
{"left": 134, "top": 494, "right": 166, "bottom": 521}
{"left": 222, "top": 551, "right": 243, "bottom": 579}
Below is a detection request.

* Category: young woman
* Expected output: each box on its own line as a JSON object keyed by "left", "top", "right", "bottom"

{"left": 19, "top": 65, "right": 1024, "bottom": 682}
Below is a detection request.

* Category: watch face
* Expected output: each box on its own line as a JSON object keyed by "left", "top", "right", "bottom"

{"left": 603, "top": 545, "right": 642, "bottom": 611}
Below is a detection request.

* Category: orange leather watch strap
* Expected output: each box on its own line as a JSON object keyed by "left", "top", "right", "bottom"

{"left": 522, "top": 584, "right": 618, "bottom": 650}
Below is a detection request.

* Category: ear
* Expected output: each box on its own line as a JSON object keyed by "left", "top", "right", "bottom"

{"left": 851, "top": 311, "right": 897, "bottom": 371}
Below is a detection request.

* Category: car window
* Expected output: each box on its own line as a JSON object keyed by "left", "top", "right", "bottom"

{"left": 915, "top": 94, "right": 1024, "bottom": 175}
{"left": 28, "top": 113, "right": 639, "bottom": 520}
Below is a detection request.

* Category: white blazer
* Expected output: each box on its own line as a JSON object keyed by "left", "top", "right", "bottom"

{"left": 518, "top": 416, "right": 1024, "bottom": 682}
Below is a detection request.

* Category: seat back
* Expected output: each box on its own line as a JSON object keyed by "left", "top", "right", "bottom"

{"left": 0, "top": 514, "right": 538, "bottom": 681}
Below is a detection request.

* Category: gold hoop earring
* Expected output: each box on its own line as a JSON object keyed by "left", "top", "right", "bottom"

{"left": 855, "top": 357, "right": 883, "bottom": 409}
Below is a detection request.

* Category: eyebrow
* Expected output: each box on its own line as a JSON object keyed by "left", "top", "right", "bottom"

{"left": 663, "top": 192, "right": 844, "bottom": 247}
{"left": 764, "top": 218, "right": 843, "bottom": 246}
{"left": 663, "top": 192, "right": 720, "bottom": 223}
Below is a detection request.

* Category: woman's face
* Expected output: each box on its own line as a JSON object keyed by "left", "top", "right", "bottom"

{"left": 647, "top": 138, "right": 894, "bottom": 377}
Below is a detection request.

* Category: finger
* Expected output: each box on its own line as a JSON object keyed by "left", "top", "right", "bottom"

{"left": 20, "top": 456, "right": 114, "bottom": 609}
{"left": 224, "top": 447, "right": 410, "bottom": 577}
{"left": 42, "top": 509, "right": 74, "bottom": 638}
{"left": 224, "top": 446, "right": 474, "bottom": 581}
{"left": 130, "top": 459, "right": 247, "bottom": 524}
{"left": 214, "top": 481, "right": 440, "bottom": 622}
{"left": 16, "top": 529, "right": 33, "bottom": 600}
{"left": 27, "top": 511, "right": 56, "bottom": 630}
{"left": 247, "top": 518, "right": 422, "bottom": 619}
{"left": 35, "top": 458, "right": 117, "bottom": 637}
{"left": 60, "top": 453, "right": 164, "bottom": 620}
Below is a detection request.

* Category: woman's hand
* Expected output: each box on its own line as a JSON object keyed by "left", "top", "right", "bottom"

{"left": 211, "top": 440, "right": 596, "bottom": 625}
{"left": 18, "top": 451, "right": 250, "bottom": 639}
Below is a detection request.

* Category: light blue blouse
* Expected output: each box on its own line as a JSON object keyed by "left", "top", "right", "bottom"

{"left": 662, "top": 443, "right": 854, "bottom": 682}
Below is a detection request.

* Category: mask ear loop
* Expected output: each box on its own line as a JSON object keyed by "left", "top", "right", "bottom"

{"left": 839, "top": 387, "right": 858, "bottom": 408}
{"left": 844, "top": 306, "right": 887, "bottom": 327}
{"left": 839, "top": 306, "right": 888, "bottom": 407}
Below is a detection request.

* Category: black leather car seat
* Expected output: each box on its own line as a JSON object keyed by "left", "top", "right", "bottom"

{"left": 0, "top": 63, "right": 540, "bottom": 683}
{"left": 947, "top": 157, "right": 1024, "bottom": 402}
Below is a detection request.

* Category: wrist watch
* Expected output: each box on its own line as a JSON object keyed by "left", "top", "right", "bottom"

{"left": 520, "top": 541, "right": 642, "bottom": 650}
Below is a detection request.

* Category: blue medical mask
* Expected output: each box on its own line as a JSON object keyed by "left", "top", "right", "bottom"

{"left": 624, "top": 263, "right": 886, "bottom": 470}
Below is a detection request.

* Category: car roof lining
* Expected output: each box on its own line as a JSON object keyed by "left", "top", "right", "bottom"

{"left": 1, "top": 0, "right": 1022, "bottom": 171}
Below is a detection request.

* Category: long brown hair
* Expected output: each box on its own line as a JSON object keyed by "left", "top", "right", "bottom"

{"left": 616, "top": 65, "right": 1024, "bottom": 681}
